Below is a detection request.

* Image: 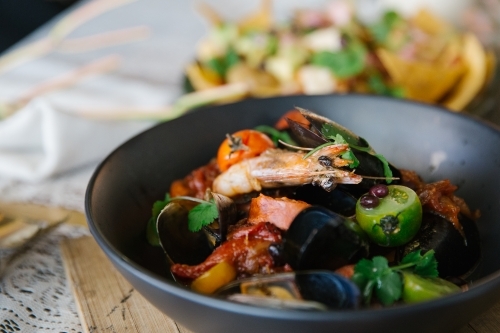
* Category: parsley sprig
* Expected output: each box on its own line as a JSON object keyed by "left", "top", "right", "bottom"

{"left": 351, "top": 250, "right": 438, "bottom": 306}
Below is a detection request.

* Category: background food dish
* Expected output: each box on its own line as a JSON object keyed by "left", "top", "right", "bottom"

{"left": 86, "top": 94, "right": 500, "bottom": 333}
{"left": 183, "top": 0, "right": 499, "bottom": 114}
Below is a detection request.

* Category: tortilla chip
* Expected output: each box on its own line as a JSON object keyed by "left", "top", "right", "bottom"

{"left": 442, "top": 33, "right": 487, "bottom": 111}
{"left": 436, "top": 36, "right": 462, "bottom": 65}
{"left": 377, "top": 48, "right": 465, "bottom": 103}
{"left": 185, "top": 63, "right": 223, "bottom": 91}
{"left": 238, "top": 0, "right": 273, "bottom": 32}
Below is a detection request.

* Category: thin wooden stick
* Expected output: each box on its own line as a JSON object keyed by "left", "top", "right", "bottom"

{"left": 58, "top": 25, "right": 151, "bottom": 53}
{"left": 48, "top": 0, "right": 139, "bottom": 40}
{"left": 0, "top": 0, "right": 137, "bottom": 75}
{"left": 0, "top": 38, "right": 56, "bottom": 76}
{"left": 14, "top": 55, "right": 121, "bottom": 109}
{"left": 74, "top": 82, "right": 250, "bottom": 121}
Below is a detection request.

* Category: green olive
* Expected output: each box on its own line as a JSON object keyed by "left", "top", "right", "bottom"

{"left": 355, "top": 185, "right": 422, "bottom": 247}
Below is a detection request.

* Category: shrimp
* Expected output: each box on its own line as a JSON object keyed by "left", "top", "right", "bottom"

{"left": 212, "top": 144, "right": 362, "bottom": 197}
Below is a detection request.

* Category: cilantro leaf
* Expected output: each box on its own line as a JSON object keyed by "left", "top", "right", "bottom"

{"left": 188, "top": 200, "right": 219, "bottom": 232}
{"left": 310, "top": 41, "right": 367, "bottom": 79}
{"left": 400, "top": 250, "right": 439, "bottom": 278}
{"left": 352, "top": 250, "right": 439, "bottom": 305}
{"left": 254, "top": 125, "right": 297, "bottom": 146}
{"left": 376, "top": 270, "right": 402, "bottom": 306}
{"left": 146, "top": 193, "right": 171, "bottom": 246}
{"left": 375, "top": 153, "right": 393, "bottom": 184}
{"left": 352, "top": 256, "right": 402, "bottom": 306}
{"left": 320, "top": 122, "right": 394, "bottom": 180}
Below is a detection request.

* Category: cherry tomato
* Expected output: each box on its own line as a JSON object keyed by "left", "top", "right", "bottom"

{"left": 355, "top": 185, "right": 422, "bottom": 247}
{"left": 217, "top": 129, "right": 274, "bottom": 172}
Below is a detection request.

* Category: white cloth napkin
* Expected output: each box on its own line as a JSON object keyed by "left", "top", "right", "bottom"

{"left": 0, "top": 100, "right": 154, "bottom": 181}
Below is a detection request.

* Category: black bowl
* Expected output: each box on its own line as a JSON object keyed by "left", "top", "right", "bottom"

{"left": 85, "top": 94, "right": 500, "bottom": 333}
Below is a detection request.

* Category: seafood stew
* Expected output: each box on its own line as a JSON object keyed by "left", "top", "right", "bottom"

{"left": 147, "top": 106, "right": 481, "bottom": 310}
{"left": 86, "top": 94, "right": 500, "bottom": 333}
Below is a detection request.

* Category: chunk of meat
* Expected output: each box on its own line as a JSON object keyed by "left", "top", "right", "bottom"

{"left": 401, "top": 169, "right": 480, "bottom": 233}
{"left": 171, "top": 222, "right": 285, "bottom": 280}
{"left": 169, "top": 159, "right": 220, "bottom": 198}
{"left": 247, "top": 193, "right": 311, "bottom": 230}
{"left": 171, "top": 238, "right": 275, "bottom": 279}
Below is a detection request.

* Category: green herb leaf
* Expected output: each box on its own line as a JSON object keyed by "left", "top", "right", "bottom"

{"left": 400, "top": 250, "right": 439, "bottom": 277}
{"left": 146, "top": 193, "right": 171, "bottom": 246}
{"left": 368, "top": 10, "right": 403, "bottom": 44}
{"left": 206, "top": 47, "right": 239, "bottom": 77}
{"left": 310, "top": 41, "right": 367, "bottom": 78}
{"left": 353, "top": 256, "right": 402, "bottom": 305}
{"left": 352, "top": 250, "right": 439, "bottom": 305}
{"left": 376, "top": 270, "right": 403, "bottom": 305}
{"left": 319, "top": 123, "right": 393, "bottom": 176}
{"left": 254, "top": 125, "right": 296, "bottom": 146}
{"left": 188, "top": 200, "right": 219, "bottom": 232}
{"left": 368, "top": 74, "right": 405, "bottom": 98}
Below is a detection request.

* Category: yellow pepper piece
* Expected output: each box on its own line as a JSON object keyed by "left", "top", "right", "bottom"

{"left": 191, "top": 261, "right": 237, "bottom": 295}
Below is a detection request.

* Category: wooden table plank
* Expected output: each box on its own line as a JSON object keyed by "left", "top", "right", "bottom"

{"left": 61, "top": 236, "right": 500, "bottom": 333}
{"left": 61, "top": 236, "right": 192, "bottom": 333}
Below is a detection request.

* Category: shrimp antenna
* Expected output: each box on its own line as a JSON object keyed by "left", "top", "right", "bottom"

{"left": 278, "top": 140, "right": 312, "bottom": 151}
{"left": 359, "top": 175, "right": 401, "bottom": 181}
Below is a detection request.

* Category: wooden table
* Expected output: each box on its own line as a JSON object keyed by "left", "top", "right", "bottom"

{"left": 61, "top": 236, "right": 500, "bottom": 333}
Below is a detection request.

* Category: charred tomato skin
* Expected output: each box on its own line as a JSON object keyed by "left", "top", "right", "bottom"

{"left": 356, "top": 185, "right": 422, "bottom": 247}
{"left": 217, "top": 129, "right": 274, "bottom": 172}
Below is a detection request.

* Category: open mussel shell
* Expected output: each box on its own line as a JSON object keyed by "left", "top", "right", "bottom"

{"left": 297, "top": 107, "right": 368, "bottom": 148}
{"left": 157, "top": 201, "right": 214, "bottom": 266}
{"left": 216, "top": 271, "right": 361, "bottom": 311}
{"left": 156, "top": 193, "right": 237, "bottom": 266}
{"left": 283, "top": 206, "right": 368, "bottom": 271}
{"left": 286, "top": 108, "right": 402, "bottom": 197}
{"left": 397, "top": 212, "right": 481, "bottom": 279}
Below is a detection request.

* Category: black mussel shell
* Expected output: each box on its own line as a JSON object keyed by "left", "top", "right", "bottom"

{"left": 286, "top": 117, "right": 327, "bottom": 147}
{"left": 338, "top": 152, "right": 402, "bottom": 198}
{"left": 156, "top": 193, "right": 238, "bottom": 266}
{"left": 298, "top": 107, "right": 368, "bottom": 148}
{"left": 283, "top": 206, "right": 368, "bottom": 271}
{"left": 397, "top": 212, "right": 481, "bottom": 279}
{"left": 216, "top": 271, "right": 361, "bottom": 310}
{"left": 292, "top": 185, "right": 357, "bottom": 217}
{"left": 203, "top": 192, "right": 238, "bottom": 246}
{"left": 157, "top": 202, "right": 214, "bottom": 266}
{"left": 285, "top": 108, "right": 402, "bottom": 197}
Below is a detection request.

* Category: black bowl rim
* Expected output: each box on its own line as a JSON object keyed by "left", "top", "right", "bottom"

{"left": 85, "top": 93, "right": 500, "bottom": 320}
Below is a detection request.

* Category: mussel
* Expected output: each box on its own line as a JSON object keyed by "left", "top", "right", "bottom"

{"left": 216, "top": 271, "right": 361, "bottom": 310}
{"left": 397, "top": 212, "right": 481, "bottom": 279}
{"left": 283, "top": 206, "right": 369, "bottom": 271}
{"left": 286, "top": 107, "right": 402, "bottom": 197}
{"left": 156, "top": 191, "right": 237, "bottom": 268}
{"left": 291, "top": 185, "right": 358, "bottom": 218}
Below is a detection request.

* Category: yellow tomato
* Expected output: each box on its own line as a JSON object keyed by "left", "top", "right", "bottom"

{"left": 191, "top": 261, "right": 237, "bottom": 294}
